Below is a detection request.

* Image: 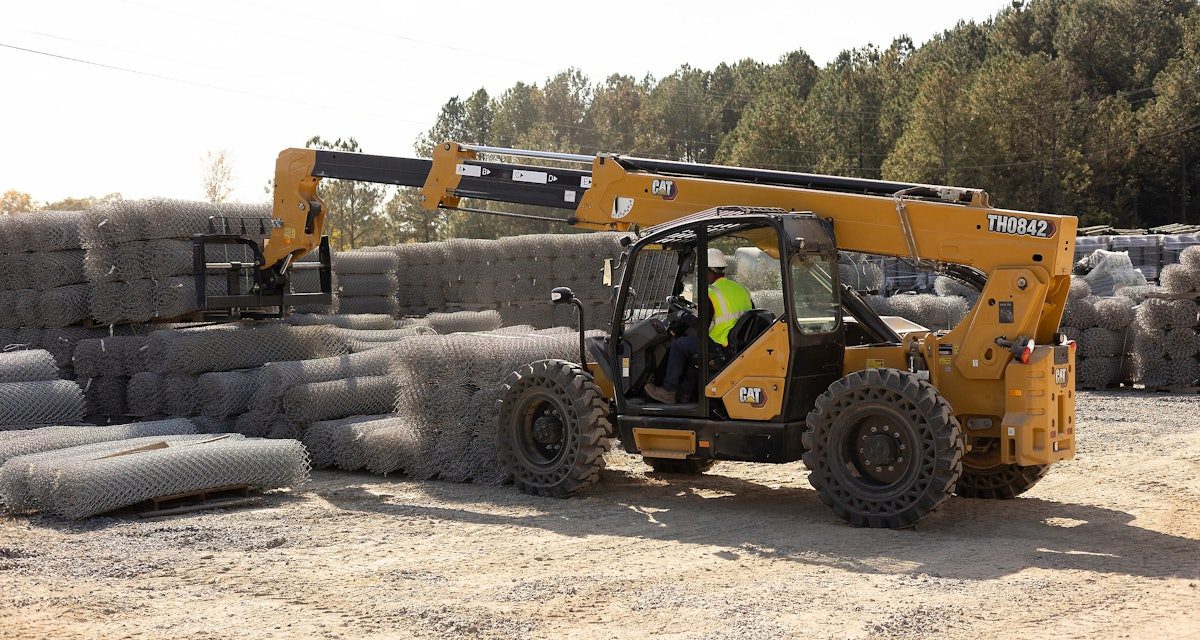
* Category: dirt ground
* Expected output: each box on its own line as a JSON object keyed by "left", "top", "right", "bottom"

{"left": 1, "top": 389, "right": 1198, "bottom": 640}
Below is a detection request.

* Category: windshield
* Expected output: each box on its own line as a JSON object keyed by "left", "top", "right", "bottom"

{"left": 791, "top": 254, "right": 839, "bottom": 333}
{"left": 622, "top": 247, "right": 686, "bottom": 325}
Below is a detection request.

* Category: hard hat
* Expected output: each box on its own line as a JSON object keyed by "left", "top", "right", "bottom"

{"left": 707, "top": 248, "right": 727, "bottom": 269}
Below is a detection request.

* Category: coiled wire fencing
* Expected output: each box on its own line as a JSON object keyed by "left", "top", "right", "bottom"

{"left": 5, "top": 436, "right": 308, "bottom": 519}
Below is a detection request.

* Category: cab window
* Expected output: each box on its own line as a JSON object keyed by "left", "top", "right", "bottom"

{"left": 791, "top": 254, "right": 839, "bottom": 333}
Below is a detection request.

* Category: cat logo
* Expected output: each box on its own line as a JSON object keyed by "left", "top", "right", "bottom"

{"left": 738, "top": 386, "right": 767, "bottom": 408}
{"left": 1054, "top": 366, "right": 1068, "bottom": 387}
{"left": 651, "top": 179, "right": 677, "bottom": 200}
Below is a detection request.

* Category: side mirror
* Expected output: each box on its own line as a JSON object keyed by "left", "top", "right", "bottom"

{"left": 602, "top": 259, "right": 614, "bottom": 287}
{"left": 550, "top": 286, "right": 576, "bottom": 304}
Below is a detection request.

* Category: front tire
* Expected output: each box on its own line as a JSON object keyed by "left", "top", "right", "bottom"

{"left": 498, "top": 359, "right": 610, "bottom": 497}
{"left": 802, "top": 368, "right": 963, "bottom": 528}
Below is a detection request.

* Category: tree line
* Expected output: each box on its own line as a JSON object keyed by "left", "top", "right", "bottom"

{"left": 380, "top": 0, "right": 1199, "bottom": 244}
{"left": 5, "top": 0, "right": 1198, "bottom": 249}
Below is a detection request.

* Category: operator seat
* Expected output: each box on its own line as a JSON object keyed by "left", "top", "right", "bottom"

{"left": 676, "top": 309, "right": 775, "bottom": 404}
{"left": 706, "top": 308, "right": 775, "bottom": 371}
{"left": 724, "top": 309, "right": 775, "bottom": 354}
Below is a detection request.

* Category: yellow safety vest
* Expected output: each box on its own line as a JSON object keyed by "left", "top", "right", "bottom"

{"left": 708, "top": 277, "right": 753, "bottom": 346}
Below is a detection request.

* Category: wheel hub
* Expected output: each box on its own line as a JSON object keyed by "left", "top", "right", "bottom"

{"left": 851, "top": 419, "right": 910, "bottom": 484}
{"left": 532, "top": 414, "right": 563, "bottom": 445}
{"left": 862, "top": 433, "right": 898, "bottom": 465}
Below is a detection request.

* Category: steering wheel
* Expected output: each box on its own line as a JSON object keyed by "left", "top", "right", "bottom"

{"left": 665, "top": 295, "right": 698, "bottom": 329}
{"left": 667, "top": 295, "right": 694, "bottom": 312}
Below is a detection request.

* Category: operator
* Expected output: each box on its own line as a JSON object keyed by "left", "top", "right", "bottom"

{"left": 645, "top": 248, "right": 753, "bottom": 404}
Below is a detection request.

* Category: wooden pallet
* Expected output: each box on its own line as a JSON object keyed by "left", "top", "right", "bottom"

{"left": 134, "top": 484, "right": 262, "bottom": 519}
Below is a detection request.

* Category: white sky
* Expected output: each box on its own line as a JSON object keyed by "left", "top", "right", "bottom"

{"left": 2, "top": 0, "right": 1011, "bottom": 205}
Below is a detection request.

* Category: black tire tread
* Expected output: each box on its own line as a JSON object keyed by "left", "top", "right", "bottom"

{"left": 956, "top": 461, "right": 1049, "bottom": 499}
{"left": 497, "top": 359, "right": 610, "bottom": 498}
{"left": 802, "top": 368, "right": 963, "bottom": 528}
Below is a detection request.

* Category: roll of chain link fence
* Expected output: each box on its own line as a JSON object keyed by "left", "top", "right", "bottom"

{"left": 0, "top": 432, "right": 240, "bottom": 514}
{"left": 33, "top": 437, "right": 308, "bottom": 519}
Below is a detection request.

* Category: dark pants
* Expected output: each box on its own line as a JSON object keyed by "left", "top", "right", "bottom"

{"left": 662, "top": 335, "right": 721, "bottom": 394}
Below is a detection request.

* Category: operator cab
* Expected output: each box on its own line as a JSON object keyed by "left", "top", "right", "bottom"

{"left": 596, "top": 207, "right": 846, "bottom": 428}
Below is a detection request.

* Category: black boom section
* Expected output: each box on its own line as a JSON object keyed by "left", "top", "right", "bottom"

{"left": 309, "top": 151, "right": 591, "bottom": 211}
{"left": 311, "top": 150, "right": 433, "bottom": 187}
{"left": 451, "top": 160, "right": 591, "bottom": 211}
{"left": 615, "top": 156, "right": 957, "bottom": 201}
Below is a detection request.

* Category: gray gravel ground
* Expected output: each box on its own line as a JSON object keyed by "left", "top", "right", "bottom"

{"left": 1, "top": 389, "right": 1198, "bottom": 640}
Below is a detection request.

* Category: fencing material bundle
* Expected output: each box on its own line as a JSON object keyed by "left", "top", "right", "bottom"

{"left": 79, "top": 199, "right": 272, "bottom": 247}
{"left": 838, "top": 258, "right": 885, "bottom": 292}
{"left": 1135, "top": 298, "right": 1197, "bottom": 331}
{"left": 290, "top": 249, "right": 339, "bottom": 314}
{"left": 423, "top": 310, "right": 503, "bottom": 334}
{"left": 81, "top": 375, "right": 129, "bottom": 421}
{"left": 126, "top": 372, "right": 166, "bottom": 417}
{"left": 1160, "top": 263, "right": 1200, "bottom": 294}
{"left": 238, "top": 348, "right": 397, "bottom": 437}
{"left": 72, "top": 336, "right": 150, "bottom": 379}
{"left": 79, "top": 199, "right": 268, "bottom": 323}
{"left": 281, "top": 313, "right": 396, "bottom": 330}
{"left": 750, "top": 290, "right": 786, "bottom": 317}
{"left": 1061, "top": 296, "right": 1099, "bottom": 329}
{"left": 0, "top": 418, "right": 196, "bottom": 466}
{"left": 25, "top": 437, "right": 308, "bottom": 519}
{"left": 197, "top": 370, "right": 262, "bottom": 418}
{"left": 334, "top": 326, "right": 436, "bottom": 353}
{"left": 1182, "top": 245, "right": 1200, "bottom": 272}
{"left": 37, "top": 285, "right": 91, "bottom": 327}
{"left": 30, "top": 250, "right": 86, "bottom": 290}
{"left": 390, "top": 233, "right": 624, "bottom": 329}
{"left": 303, "top": 415, "right": 421, "bottom": 475}
{"left": 884, "top": 294, "right": 969, "bottom": 331}
{"left": 0, "top": 380, "right": 85, "bottom": 429}
{"left": 390, "top": 330, "right": 588, "bottom": 483}
{"left": 0, "top": 432, "right": 238, "bottom": 513}
{"left": 1077, "top": 356, "right": 1123, "bottom": 389}
{"left": 933, "top": 276, "right": 980, "bottom": 302}
{"left": 0, "top": 212, "right": 92, "bottom": 329}
{"left": 1078, "top": 327, "right": 1126, "bottom": 358}
{"left": 0, "top": 211, "right": 85, "bottom": 254}
{"left": 393, "top": 242, "right": 448, "bottom": 312}
{"left": 144, "top": 324, "right": 348, "bottom": 376}
{"left": 83, "top": 239, "right": 194, "bottom": 282}
{"left": 0, "top": 350, "right": 60, "bottom": 383}
{"left": 1091, "top": 297, "right": 1136, "bottom": 331}
{"left": 300, "top": 329, "right": 592, "bottom": 483}
{"left": 282, "top": 375, "right": 398, "bottom": 427}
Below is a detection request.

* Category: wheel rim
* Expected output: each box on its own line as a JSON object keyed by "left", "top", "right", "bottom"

{"left": 519, "top": 397, "right": 569, "bottom": 469}
{"left": 843, "top": 414, "right": 916, "bottom": 486}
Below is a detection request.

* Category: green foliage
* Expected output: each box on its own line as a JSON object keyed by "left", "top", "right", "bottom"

{"left": 387, "top": 0, "right": 1200, "bottom": 241}
{"left": 305, "top": 136, "right": 390, "bottom": 250}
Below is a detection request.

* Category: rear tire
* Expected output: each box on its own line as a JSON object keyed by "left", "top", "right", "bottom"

{"left": 643, "top": 457, "right": 719, "bottom": 474}
{"left": 498, "top": 359, "right": 610, "bottom": 498}
{"left": 957, "top": 442, "right": 1049, "bottom": 499}
{"left": 802, "top": 368, "right": 963, "bottom": 528}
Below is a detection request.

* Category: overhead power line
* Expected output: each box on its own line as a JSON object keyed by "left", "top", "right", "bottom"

{"left": 0, "top": 40, "right": 432, "bottom": 128}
